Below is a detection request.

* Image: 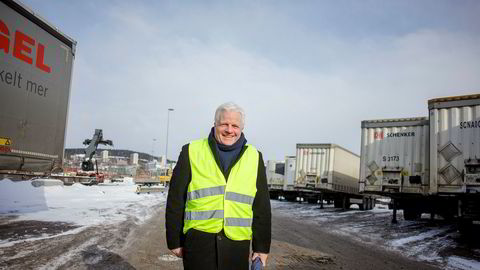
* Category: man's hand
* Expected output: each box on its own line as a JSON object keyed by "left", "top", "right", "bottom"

{"left": 171, "top": 247, "right": 184, "bottom": 258}
{"left": 252, "top": 252, "right": 268, "bottom": 267}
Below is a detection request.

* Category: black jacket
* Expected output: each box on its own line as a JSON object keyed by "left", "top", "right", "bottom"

{"left": 165, "top": 135, "right": 271, "bottom": 268}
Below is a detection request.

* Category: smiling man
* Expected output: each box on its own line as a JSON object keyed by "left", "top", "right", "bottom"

{"left": 166, "top": 102, "right": 271, "bottom": 270}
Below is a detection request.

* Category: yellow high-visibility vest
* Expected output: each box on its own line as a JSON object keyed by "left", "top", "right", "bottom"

{"left": 183, "top": 138, "right": 259, "bottom": 241}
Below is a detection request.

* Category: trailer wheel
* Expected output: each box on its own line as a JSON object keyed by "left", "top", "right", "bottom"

{"left": 403, "top": 208, "right": 421, "bottom": 221}
{"left": 269, "top": 192, "right": 279, "bottom": 200}
{"left": 458, "top": 220, "right": 474, "bottom": 235}
{"left": 359, "top": 197, "right": 370, "bottom": 211}
{"left": 307, "top": 198, "right": 318, "bottom": 204}
{"left": 285, "top": 195, "right": 296, "bottom": 202}
{"left": 364, "top": 198, "right": 374, "bottom": 210}
{"left": 334, "top": 199, "right": 342, "bottom": 208}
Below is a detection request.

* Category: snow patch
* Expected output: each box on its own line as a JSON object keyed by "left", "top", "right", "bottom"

{"left": 447, "top": 256, "right": 480, "bottom": 270}
{"left": 271, "top": 197, "right": 480, "bottom": 269}
{"left": 31, "top": 178, "right": 64, "bottom": 187}
{"left": 0, "top": 179, "right": 49, "bottom": 214}
{"left": 390, "top": 228, "right": 447, "bottom": 247}
{"left": 0, "top": 177, "right": 166, "bottom": 249}
{"left": 0, "top": 226, "right": 88, "bottom": 248}
{"left": 158, "top": 254, "right": 182, "bottom": 261}
{"left": 0, "top": 178, "right": 166, "bottom": 227}
{"left": 37, "top": 237, "right": 100, "bottom": 270}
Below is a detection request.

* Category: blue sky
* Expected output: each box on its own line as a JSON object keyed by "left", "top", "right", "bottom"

{"left": 20, "top": 0, "right": 480, "bottom": 161}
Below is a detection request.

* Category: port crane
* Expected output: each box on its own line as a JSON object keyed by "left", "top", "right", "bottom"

{"left": 81, "top": 129, "right": 113, "bottom": 171}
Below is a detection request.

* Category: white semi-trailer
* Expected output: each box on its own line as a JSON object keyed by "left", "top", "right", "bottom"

{"left": 0, "top": 0, "right": 76, "bottom": 175}
{"left": 429, "top": 94, "right": 480, "bottom": 231}
{"left": 359, "top": 117, "right": 430, "bottom": 219}
{"left": 266, "top": 159, "right": 285, "bottom": 199}
{"left": 294, "top": 143, "right": 374, "bottom": 209}
{"left": 266, "top": 156, "right": 296, "bottom": 200}
{"left": 359, "top": 94, "right": 480, "bottom": 230}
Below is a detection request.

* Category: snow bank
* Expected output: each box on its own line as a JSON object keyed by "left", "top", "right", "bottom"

{"left": 0, "top": 178, "right": 49, "bottom": 214}
{"left": 31, "top": 178, "right": 64, "bottom": 187}
{"left": 0, "top": 178, "right": 166, "bottom": 226}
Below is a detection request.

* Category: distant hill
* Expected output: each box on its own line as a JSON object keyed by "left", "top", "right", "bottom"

{"left": 65, "top": 148, "right": 164, "bottom": 162}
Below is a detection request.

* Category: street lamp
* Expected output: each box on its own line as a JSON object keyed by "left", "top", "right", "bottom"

{"left": 165, "top": 108, "right": 174, "bottom": 167}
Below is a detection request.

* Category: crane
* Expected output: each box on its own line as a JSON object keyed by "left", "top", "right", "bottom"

{"left": 81, "top": 129, "right": 113, "bottom": 171}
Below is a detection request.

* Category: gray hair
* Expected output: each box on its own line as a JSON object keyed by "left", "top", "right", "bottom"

{"left": 214, "top": 102, "right": 245, "bottom": 127}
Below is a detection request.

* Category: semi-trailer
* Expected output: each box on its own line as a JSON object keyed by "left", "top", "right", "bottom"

{"left": 266, "top": 159, "right": 284, "bottom": 199}
{"left": 359, "top": 117, "right": 431, "bottom": 219}
{"left": 359, "top": 94, "right": 480, "bottom": 231}
{"left": 0, "top": 0, "right": 76, "bottom": 177}
{"left": 294, "top": 143, "right": 374, "bottom": 210}
{"left": 429, "top": 94, "right": 480, "bottom": 231}
{"left": 266, "top": 156, "right": 296, "bottom": 200}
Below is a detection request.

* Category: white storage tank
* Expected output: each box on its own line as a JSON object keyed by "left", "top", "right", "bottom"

{"left": 295, "top": 144, "right": 360, "bottom": 194}
{"left": 429, "top": 94, "right": 480, "bottom": 194}
{"left": 359, "top": 117, "right": 430, "bottom": 195}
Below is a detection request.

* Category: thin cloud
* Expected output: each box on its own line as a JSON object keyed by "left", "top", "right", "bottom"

{"left": 20, "top": 0, "right": 480, "bottom": 161}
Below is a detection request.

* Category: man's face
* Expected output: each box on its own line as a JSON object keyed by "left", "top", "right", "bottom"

{"left": 214, "top": 111, "right": 243, "bottom": 145}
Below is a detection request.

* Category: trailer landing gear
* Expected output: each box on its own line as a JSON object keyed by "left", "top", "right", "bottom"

{"left": 392, "top": 199, "right": 398, "bottom": 224}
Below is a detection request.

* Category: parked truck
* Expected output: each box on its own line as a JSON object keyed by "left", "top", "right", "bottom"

{"left": 0, "top": 0, "right": 76, "bottom": 177}
{"left": 294, "top": 143, "right": 374, "bottom": 209}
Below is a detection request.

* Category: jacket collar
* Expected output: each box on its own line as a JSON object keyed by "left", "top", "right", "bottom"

{"left": 208, "top": 128, "right": 248, "bottom": 180}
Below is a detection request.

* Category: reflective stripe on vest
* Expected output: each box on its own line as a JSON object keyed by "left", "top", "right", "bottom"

{"left": 185, "top": 210, "right": 224, "bottom": 220}
{"left": 225, "top": 192, "right": 255, "bottom": 205}
{"left": 225, "top": 217, "right": 252, "bottom": 227}
{"left": 187, "top": 186, "right": 226, "bottom": 201}
{"left": 184, "top": 138, "right": 259, "bottom": 241}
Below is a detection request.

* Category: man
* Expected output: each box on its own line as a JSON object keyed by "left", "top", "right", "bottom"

{"left": 166, "top": 102, "right": 271, "bottom": 270}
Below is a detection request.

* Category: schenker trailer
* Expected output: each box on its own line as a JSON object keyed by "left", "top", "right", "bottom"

{"left": 359, "top": 94, "right": 480, "bottom": 232}
{"left": 0, "top": 0, "right": 76, "bottom": 176}
{"left": 359, "top": 117, "right": 431, "bottom": 220}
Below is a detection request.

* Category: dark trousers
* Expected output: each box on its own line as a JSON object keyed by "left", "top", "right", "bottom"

{"left": 183, "top": 229, "right": 250, "bottom": 270}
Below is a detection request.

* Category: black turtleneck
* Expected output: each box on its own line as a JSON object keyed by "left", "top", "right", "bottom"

{"left": 209, "top": 127, "right": 247, "bottom": 174}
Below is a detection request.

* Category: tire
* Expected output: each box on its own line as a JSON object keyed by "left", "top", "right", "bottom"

{"left": 370, "top": 198, "right": 376, "bottom": 209}
{"left": 307, "top": 198, "right": 318, "bottom": 204}
{"left": 359, "top": 198, "right": 368, "bottom": 211}
{"left": 334, "top": 199, "right": 342, "bottom": 208}
{"left": 458, "top": 220, "right": 474, "bottom": 235}
{"left": 285, "top": 195, "right": 296, "bottom": 202}
{"left": 403, "top": 208, "right": 422, "bottom": 221}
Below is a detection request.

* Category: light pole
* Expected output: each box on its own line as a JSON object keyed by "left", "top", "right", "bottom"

{"left": 165, "top": 108, "right": 174, "bottom": 167}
